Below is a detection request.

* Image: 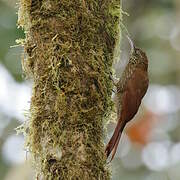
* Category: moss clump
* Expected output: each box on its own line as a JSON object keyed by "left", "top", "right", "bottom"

{"left": 18, "top": 0, "right": 122, "bottom": 179}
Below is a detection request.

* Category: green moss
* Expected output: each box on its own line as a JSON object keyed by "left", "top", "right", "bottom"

{"left": 18, "top": 0, "right": 122, "bottom": 179}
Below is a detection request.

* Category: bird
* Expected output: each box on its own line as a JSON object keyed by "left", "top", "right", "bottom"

{"left": 105, "top": 37, "right": 149, "bottom": 161}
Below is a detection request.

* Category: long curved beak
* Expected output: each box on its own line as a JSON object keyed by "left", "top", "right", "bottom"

{"left": 126, "top": 35, "right": 135, "bottom": 54}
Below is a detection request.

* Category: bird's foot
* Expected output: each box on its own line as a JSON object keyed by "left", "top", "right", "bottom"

{"left": 109, "top": 74, "right": 119, "bottom": 86}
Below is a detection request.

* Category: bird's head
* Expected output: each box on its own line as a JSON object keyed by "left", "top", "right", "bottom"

{"left": 126, "top": 35, "right": 148, "bottom": 67}
{"left": 133, "top": 47, "right": 148, "bottom": 67}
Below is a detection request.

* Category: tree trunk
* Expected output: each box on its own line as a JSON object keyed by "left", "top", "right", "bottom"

{"left": 18, "top": 0, "right": 122, "bottom": 179}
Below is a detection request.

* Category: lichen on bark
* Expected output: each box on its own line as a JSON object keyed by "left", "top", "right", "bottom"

{"left": 18, "top": 0, "right": 122, "bottom": 179}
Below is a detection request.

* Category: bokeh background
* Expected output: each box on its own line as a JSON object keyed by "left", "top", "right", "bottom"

{"left": 0, "top": 0, "right": 180, "bottom": 179}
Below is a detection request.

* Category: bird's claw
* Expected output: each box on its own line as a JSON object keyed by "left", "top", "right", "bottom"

{"left": 109, "top": 74, "right": 118, "bottom": 87}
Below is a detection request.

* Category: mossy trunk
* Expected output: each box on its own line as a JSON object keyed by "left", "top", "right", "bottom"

{"left": 18, "top": 0, "right": 121, "bottom": 179}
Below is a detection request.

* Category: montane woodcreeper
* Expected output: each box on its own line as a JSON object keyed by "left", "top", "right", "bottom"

{"left": 105, "top": 37, "right": 149, "bottom": 161}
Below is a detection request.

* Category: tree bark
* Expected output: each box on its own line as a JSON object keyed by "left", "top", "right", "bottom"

{"left": 18, "top": 0, "right": 121, "bottom": 179}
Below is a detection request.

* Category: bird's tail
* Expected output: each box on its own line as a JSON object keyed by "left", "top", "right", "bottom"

{"left": 105, "top": 119, "right": 126, "bottom": 162}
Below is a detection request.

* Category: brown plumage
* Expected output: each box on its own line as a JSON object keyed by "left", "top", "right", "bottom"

{"left": 105, "top": 43, "right": 149, "bottom": 161}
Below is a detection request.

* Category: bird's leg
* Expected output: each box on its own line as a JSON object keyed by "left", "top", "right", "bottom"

{"left": 109, "top": 74, "right": 119, "bottom": 86}
{"left": 109, "top": 74, "right": 118, "bottom": 93}
{"left": 112, "top": 88, "right": 116, "bottom": 94}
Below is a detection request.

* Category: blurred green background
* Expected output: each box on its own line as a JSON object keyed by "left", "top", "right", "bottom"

{"left": 0, "top": 0, "right": 180, "bottom": 179}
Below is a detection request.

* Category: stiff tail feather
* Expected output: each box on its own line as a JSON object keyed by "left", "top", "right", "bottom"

{"left": 105, "top": 120, "right": 126, "bottom": 162}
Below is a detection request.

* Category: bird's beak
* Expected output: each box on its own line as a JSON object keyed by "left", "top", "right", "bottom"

{"left": 126, "top": 35, "right": 135, "bottom": 54}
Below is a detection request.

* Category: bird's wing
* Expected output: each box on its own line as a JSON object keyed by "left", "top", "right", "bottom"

{"left": 105, "top": 66, "right": 148, "bottom": 161}
{"left": 122, "top": 67, "right": 149, "bottom": 123}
